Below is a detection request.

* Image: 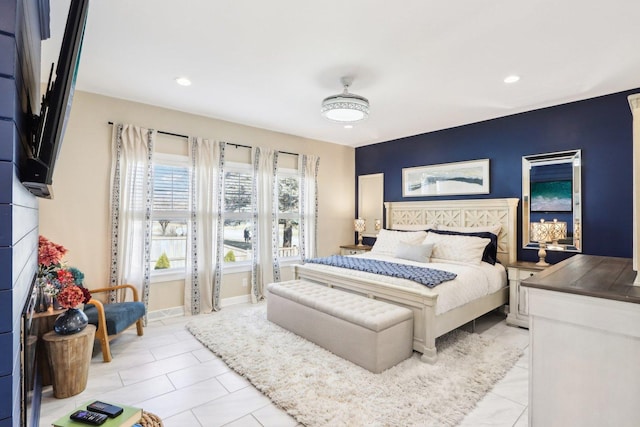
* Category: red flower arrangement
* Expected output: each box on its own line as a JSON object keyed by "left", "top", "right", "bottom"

{"left": 37, "top": 236, "right": 91, "bottom": 309}
{"left": 56, "top": 285, "right": 85, "bottom": 309}
{"left": 39, "top": 235, "right": 67, "bottom": 269}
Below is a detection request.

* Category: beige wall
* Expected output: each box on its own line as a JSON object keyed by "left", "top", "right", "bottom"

{"left": 38, "top": 91, "right": 355, "bottom": 311}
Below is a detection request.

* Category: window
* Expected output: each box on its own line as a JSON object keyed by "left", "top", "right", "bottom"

{"left": 150, "top": 155, "right": 190, "bottom": 277}
{"left": 223, "top": 163, "right": 253, "bottom": 264}
{"left": 277, "top": 168, "right": 300, "bottom": 260}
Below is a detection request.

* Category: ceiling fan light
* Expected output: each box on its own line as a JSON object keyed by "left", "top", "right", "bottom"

{"left": 321, "top": 81, "right": 370, "bottom": 122}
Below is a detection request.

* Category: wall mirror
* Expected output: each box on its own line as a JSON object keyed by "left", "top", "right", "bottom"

{"left": 522, "top": 149, "right": 582, "bottom": 252}
{"left": 358, "top": 173, "right": 384, "bottom": 237}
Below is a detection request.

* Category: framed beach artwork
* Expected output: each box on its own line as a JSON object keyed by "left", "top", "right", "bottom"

{"left": 402, "top": 159, "right": 490, "bottom": 197}
{"left": 530, "top": 180, "right": 572, "bottom": 212}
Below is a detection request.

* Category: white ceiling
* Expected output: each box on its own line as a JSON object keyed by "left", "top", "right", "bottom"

{"left": 41, "top": 0, "right": 640, "bottom": 148}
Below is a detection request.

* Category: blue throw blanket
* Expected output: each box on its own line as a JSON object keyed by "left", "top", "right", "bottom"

{"left": 306, "top": 255, "right": 457, "bottom": 288}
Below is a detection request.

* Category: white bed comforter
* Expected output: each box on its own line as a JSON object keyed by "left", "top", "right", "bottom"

{"left": 300, "top": 253, "right": 507, "bottom": 315}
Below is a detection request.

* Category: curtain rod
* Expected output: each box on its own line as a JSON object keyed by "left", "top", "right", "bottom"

{"left": 107, "top": 121, "right": 188, "bottom": 139}
{"left": 107, "top": 121, "right": 298, "bottom": 156}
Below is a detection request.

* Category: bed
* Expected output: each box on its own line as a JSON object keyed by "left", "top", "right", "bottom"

{"left": 294, "top": 198, "right": 519, "bottom": 363}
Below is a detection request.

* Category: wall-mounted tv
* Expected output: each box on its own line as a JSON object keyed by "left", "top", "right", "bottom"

{"left": 21, "top": 0, "right": 89, "bottom": 199}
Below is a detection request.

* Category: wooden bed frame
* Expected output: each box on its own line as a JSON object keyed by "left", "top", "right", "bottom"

{"left": 294, "top": 198, "right": 519, "bottom": 363}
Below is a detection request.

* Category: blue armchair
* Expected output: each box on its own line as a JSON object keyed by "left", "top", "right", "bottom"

{"left": 84, "top": 284, "right": 146, "bottom": 362}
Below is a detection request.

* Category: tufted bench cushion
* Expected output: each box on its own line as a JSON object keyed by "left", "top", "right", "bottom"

{"left": 267, "top": 280, "right": 414, "bottom": 373}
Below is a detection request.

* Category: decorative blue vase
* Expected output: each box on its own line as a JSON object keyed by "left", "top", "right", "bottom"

{"left": 54, "top": 307, "right": 89, "bottom": 335}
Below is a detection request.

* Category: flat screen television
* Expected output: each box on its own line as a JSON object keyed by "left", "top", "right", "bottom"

{"left": 21, "top": 0, "right": 89, "bottom": 199}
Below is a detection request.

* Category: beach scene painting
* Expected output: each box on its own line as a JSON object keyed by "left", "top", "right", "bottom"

{"left": 402, "top": 159, "right": 490, "bottom": 197}
{"left": 530, "top": 180, "right": 572, "bottom": 212}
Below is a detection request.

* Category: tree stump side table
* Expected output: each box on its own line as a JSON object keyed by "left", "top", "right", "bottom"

{"left": 42, "top": 324, "right": 96, "bottom": 398}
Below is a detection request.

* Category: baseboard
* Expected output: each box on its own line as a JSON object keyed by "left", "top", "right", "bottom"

{"left": 147, "top": 306, "right": 185, "bottom": 322}
{"left": 148, "top": 294, "right": 252, "bottom": 321}
{"left": 220, "top": 294, "right": 252, "bottom": 307}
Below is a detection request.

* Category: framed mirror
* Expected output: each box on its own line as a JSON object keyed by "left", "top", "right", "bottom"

{"left": 522, "top": 149, "right": 581, "bottom": 252}
{"left": 358, "top": 173, "right": 384, "bottom": 237}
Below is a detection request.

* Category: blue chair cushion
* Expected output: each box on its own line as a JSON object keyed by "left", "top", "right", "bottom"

{"left": 84, "top": 301, "right": 146, "bottom": 336}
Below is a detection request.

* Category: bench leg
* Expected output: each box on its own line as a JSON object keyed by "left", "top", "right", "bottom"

{"left": 420, "top": 347, "right": 437, "bottom": 364}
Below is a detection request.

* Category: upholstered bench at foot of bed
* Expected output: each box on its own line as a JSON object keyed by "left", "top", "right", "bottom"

{"left": 266, "top": 280, "right": 414, "bottom": 373}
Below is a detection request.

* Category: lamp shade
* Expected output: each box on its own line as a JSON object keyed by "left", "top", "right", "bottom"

{"left": 354, "top": 218, "right": 366, "bottom": 233}
{"left": 549, "top": 219, "right": 567, "bottom": 243}
{"left": 531, "top": 219, "right": 567, "bottom": 243}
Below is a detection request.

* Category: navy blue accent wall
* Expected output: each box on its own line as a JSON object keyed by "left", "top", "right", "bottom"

{"left": 0, "top": 0, "right": 42, "bottom": 425}
{"left": 356, "top": 89, "right": 637, "bottom": 263}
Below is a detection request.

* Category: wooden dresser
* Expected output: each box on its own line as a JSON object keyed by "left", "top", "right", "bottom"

{"left": 521, "top": 255, "right": 640, "bottom": 427}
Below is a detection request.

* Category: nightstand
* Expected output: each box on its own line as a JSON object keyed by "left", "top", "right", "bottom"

{"left": 506, "top": 261, "right": 547, "bottom": 328}
{"left": 340, "top": 244, "right": 372, "bottom": 255}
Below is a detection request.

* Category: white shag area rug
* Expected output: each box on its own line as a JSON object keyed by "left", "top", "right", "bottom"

{"left": 187, "top": 304, "right": 522, "bottom": 427}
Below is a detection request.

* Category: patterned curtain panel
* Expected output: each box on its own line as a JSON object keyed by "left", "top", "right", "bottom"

{"left": 250, "top": 147, "right": 280, "bottom": 302}
{"left": 109, "top": 123, "right": 155, "bottom": 311}
{"left": 186, "top": 138, "right": 224, "bottom": 314}
{"left": 299, "top": 154, "right": 320, "bottom": 262}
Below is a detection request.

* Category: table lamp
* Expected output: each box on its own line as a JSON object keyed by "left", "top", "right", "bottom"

{"left": 354, "top": 218, "right": 366, "bottom": 246}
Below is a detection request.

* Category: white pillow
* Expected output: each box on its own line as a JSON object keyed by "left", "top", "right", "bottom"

{"left": 437, "top": 223, "right": 501, "bottom": 236}
{"left": 395, "top": 241, "right": 434, "bottom": 263}
{"left": 371, "top": 229, "right": 427, "bottom": 256}
{"left": 423, "top": 232, "right": 490, "bottom": 265}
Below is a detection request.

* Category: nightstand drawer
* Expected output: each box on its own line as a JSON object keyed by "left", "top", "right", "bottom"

{"left": 339, "top": 244, "right": 372, "bottom": 256}
{"left": 341, "top": 249, "right": 357, "bottom": 255}
{"left": 518, "top": 269, "right": 538, "bottom": 280}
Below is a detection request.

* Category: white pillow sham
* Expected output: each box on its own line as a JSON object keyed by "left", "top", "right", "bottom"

{"left": 437, "top": 223, "right": 501, "bottom": 236}
{"left": 371, "top": 229, "right": 427, "bottom": 256}
{"left": 395, "top": 241, "right": 434, "bottom": 263}
{"left": 423, "top": 232, "right": 490, "bottom": 265}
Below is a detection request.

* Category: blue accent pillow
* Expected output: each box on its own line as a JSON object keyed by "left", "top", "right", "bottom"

{"left": 427, "top": 229, "right": 498, "bottom": 265}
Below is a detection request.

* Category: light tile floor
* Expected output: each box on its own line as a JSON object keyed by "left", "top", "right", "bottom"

{"left": 39, "top": 305, "right": 529, "bottom": 426}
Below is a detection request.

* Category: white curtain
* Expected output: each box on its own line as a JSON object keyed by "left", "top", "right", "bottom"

{"left": 185, "top": 138, "right": 225, "bottom": 314}
{"left": 109, "top": 123, "right": 155, "bottom": 309}
{"left": 299, "top": 154, "right": 320, "bottom": 261}
{"left": 250, "top": 147, "right": 280, "bottom": 302}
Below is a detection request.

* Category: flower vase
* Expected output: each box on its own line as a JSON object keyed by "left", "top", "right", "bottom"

{"left": 35, "top": 287, "right": 51, "bottom": 313}
{"left": 53, "top": 307, "right": 89, "bottom": 335}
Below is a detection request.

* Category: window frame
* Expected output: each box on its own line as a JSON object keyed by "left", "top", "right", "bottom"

{"left": 150, "top": 153, "right": 191, "bottom": 283}
{"left": 276, "top": 166, "right": 302, "bottom": 263}
{"left": 222, "top": 161, "right": 254, "bottom": 272}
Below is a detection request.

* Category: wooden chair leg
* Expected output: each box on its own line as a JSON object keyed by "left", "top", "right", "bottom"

{"left": 136, "top": 319, "right": 144, "bottom": 336}
{"left": 97, "top": 330, "right": 112, "bottom": 363}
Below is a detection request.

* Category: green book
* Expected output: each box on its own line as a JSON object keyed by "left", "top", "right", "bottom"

{"left": 51, "top": 401, "right": 143, "bottom": 427}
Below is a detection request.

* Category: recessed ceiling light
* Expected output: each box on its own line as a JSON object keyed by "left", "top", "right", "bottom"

{"left": 504, "top": 75, "right": 520, "bottom": 84}
{"left": 175, "top": 77, "right": 192, "bottom": 86}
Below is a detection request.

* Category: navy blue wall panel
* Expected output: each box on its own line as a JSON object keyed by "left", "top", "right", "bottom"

{"left": 0, "top": 34, "right": 14, "bottom": 77}
{"left": 356, "top": 89, "right": 637, "bottom": 263}
{"left": 0, "top": 120, "right": 16, "bottom": 162}
{"left": 0, "top": 1, "right": 17, "bottom": 35}
{"left": 0, "top": 0, "right": 42, "bottom": 423}
{"left": 0, "top": 78, "right": 14, "bottom": 120}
